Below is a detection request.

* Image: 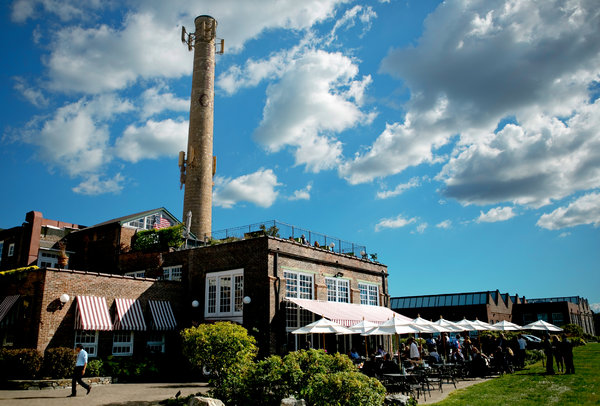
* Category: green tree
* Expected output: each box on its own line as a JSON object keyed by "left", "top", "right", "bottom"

{"left": 180, "top": 322, "right": 257, "bottom": 395}
{"left": 562, "top": 323, "right": 584, "bottom": 337}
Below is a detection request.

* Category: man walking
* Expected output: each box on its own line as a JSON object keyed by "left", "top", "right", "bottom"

{"left": 68, "top": 344, "right": 91, "bottom": 397}
{"left": 517, "top": 334, "right": 527, "bottom": 369}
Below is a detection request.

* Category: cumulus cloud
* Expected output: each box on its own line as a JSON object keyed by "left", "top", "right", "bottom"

{"left": 213, "top": 169, "right": 281, "bottom": 208}
{"left": 115, "top": 118, "right": 188, "bottom": 163}
{"left": 536, "top": 192, "right": 600, "bottom": 230}
{"left": 436, "top": 219, "right": 452, "bottom": 229}
{"left": 476, "top": 206, "right": 516, "bottom": 223}
{"left": 139, "top": 86, "right": 189, "bottom": 119}
{"left": 341, "top": 0, "right": 600, "bottom": 210}
{"left": 21, "top": 94, "right": 133, "bottom": 176}
{"left": 11, "top": 0, "right": 103, "bottom": 22}
{"left": 413, "top": 222, "right": 428, "bottom": 234}
{"left": 376, "top": 177, "right": 420, "bottom": 199}
{"left": 254, "top": 49, "right": 375, "bottom": 172}
{"left": 72, "top": 173, "right": 125, "bottom": 195}
{"left": 327, "top": 5, "right": 376, "bottom": 44}
{"left": 289, "top": 182, "right": 313, "bottom": 201}
{"left": 375, "top": 214, "right": 417, "bottom": 232}
{"left": 590, "top": 302, "right": 600, "bottom": 313}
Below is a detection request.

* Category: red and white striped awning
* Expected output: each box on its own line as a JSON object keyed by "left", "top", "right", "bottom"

{"left": 0, "top": 295, "right": 20, "bottom": 323}
{"left": 148, "top": 300, "right": 177, "bottom": 330}
{"left": 287, "top": 298, "right": 411, "bottom": 327}
{"left": 75, "top": 296, "right": 113, "bottom": 331}
{"left": 114, "top": 298, "right": 147, "bottom": 331}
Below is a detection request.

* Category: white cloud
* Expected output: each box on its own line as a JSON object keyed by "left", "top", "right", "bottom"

{"left": 476, "top": 206, "right": 516, "bottom": 223}
{"left": 289, "top": 182, "right": 313, "bottom": 201}
{"left": 115, "top": 118, "right": 188, "bottom": 163}
{"left": 327, "top": 5, "right": 376, "bottom": 44}
{"left": 375, "top": 214, "right": 417, "bottom": 232}
{"left": 13, "top": 76, "right": 49, "bottom": 108}
{"left": 590, "top": 303, "right": 600, "bottom": 313}
{"left": 413, "top": 223, "right": 428, "bottom": 234}
{"left": 254, "top": 49, "right": 375, "bottom": 172}
{"left": 72, "top": 173, "right": 124, "bottom": 195}
{"left": 11, "top": 0, "right": 102, "bottom": 22}
{"left": 376, "top": 177, "right": 420, "bottom": 199}
{"left": 340, "top": 0, "right": 600, "bottom": 211}
{"left": 536, "top": 192, "right": 600, "bottom": 230}
{"left": 21, "top": 94, "right": 133, "bottom": 176}
{"left": 139, "top": 86, "right": 189, "bottom": 119}
{"left": 213, "top": 169, "right": 281, "bottom": 208}
{"left": 436, "top": 220, "right": 452, "bottom": 229}
{"left": 559, "top": 232, "right": 571, "bottom": 238}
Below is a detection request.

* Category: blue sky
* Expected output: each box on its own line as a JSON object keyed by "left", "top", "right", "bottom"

{"left": 1, "top": 0, "right": 599, "bottom": 311}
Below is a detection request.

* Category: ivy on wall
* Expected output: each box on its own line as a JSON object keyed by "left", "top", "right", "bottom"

{"left": 131, "top": 224, "right": 184, "bottom": 252}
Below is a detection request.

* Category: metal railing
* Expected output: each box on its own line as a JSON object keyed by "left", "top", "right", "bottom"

{"left": 194, "top": 220, "right": 371, "bottom": 259}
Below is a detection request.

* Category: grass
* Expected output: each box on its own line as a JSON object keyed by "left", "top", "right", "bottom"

{"left": 433, "top": 342, "right": 600, "bottom": 405}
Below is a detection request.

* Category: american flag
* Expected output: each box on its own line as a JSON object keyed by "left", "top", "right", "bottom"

{"left": 154, "top": 217, "right": 171, "bottom": 229}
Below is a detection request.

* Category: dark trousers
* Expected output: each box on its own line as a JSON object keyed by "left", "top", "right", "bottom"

{"left": 72, "top": 366, "right": 90, "bottom": 395}
{"left": 564, "top": 356, "right": 575, "bottom": 374}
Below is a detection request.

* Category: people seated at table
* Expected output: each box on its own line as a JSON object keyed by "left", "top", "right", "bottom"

{"left": 427, "top": 348, "right": 441, "bottom": 364}
{"left": 350, "top": 348, "right": 360, "bottom": 360}
{"left": 425, "top": 334, "right": 437, "bottom": 353}
{"left": 491, "top": 345, "right": 512, "bottom": 374}
{"left": 376, "top": 346, "right": 387, "bottom": 357}
{"left": 451, "top": 347, "right": 465, "bottom": 363}
{"left": 470, "top": 347, "right": 491, "bottom": 377}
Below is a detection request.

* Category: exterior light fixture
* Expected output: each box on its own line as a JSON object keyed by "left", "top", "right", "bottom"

{"left": 59, "top": 294, "right": 70, "bottom": 309}
{"left": 191, "top": 300, "right": 200, "bottom": 308}
{"left": 243, "top": 296, "right": 251, "bottom": 305}
{"left": 335, "top": 272, "right": 344, "bottom": 278}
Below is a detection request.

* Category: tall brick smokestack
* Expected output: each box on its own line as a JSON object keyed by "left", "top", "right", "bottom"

{"left": 180, "top": 15, "right": 221, "bottom": 240}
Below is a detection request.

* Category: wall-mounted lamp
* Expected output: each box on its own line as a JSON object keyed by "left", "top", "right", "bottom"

{"left": 59, "top": 293, "right": 70, "bottom": 309}
{"left": 243, "top": 296, "right": 251, "bottom": 305}
{"left": 360, "top": 250, "right": 367, "bottom": 259}
{"left": 335, "top": 272, "right": 344, "bottom": 278}
{"left": 191, "top": 300, "right": 200, "bottom": 308}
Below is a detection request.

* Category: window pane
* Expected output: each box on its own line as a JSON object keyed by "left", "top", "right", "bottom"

{"left": 207, "top": 277, "right": 217, "bottom": 314}
{"left": 234, "top": 275, "right": 244, "bottom": 312}
{"left": 219, "top": 276, "right": 231, "bottom": 313}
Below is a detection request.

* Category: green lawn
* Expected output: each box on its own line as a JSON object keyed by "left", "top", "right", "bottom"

{"left": 433, "top": 342, "right": 600, "bottom": 405}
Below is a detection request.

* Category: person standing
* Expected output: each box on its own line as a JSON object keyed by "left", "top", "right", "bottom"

{"left": 542, "top": 334, "right": 555, "bottom": 375}
{"left": 552, "top": 336, "right": 564, "bottom": 373}
{"left": 517, "top": 335, "right": 527, "bottom": 369}
{"left": 561, "top": 334, "right": 575, "bottom": 374}
{"left": 409, "top": 337, "right": 420, "bottom": 361}
{"left": 69, "top": 344, "right": 91, "bottom": 397}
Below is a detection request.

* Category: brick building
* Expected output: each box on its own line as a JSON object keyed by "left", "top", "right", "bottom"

{"left": 514, "top": 296, "right": 595, "bottom": 336}
{"left": 0, "top": 211, "right": 83, "bottom": 271}
{"left": 0, "top": 267, "right": 183, "bottom": 356}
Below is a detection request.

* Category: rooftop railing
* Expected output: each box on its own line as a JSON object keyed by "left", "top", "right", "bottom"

{"left": 190, "top": 220, "right": 375, "bottom": 260}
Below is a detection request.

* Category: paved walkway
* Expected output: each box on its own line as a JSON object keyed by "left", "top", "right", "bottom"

{"left": 417, "top": 377, "right": 491, "bottom": 404}
{"left": 0, "top": 382, "right": 210, "bottom": 406}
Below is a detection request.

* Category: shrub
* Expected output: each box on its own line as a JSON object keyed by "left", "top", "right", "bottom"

{"left": 131, "top": 224, "right": 184, "bottom": 252}
{"left": 570, "top": 337, "right": 587, "bottom": 347}
{"left": 43, "top": 347, "right": 76, "bottom": 378}
{"left": 0, "top": 348, "right": 43, "bottom": 380}
{"left": 304, "top": 371, "right": 386, "bottom": 406}
{"left": 525, "top": 349, "right": 545, "bottom": 365}
{"left": 181, "top": 322, "right": 258, "bottom": 392}
{"left": 562, "top": 324, "right": 584, "bottom": 337}
{"left": 87, "top": 359, "right": 103, "bottom": 377}
{"left": 102, "top": 356, "right": 161, "bottom": 381}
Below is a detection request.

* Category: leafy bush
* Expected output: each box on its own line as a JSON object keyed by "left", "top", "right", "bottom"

{"left": 304, "top": 371, "right": 386, "bottom": 406}
{"left": 562, "top": 324, "right": 584, "bottom": 337}
{"left": 102, "top": 356, "right": 161, "bottom": 381}
{"left": 43, "top": 347, "right": 76, "bottom": 378}
{"left": 0, "top": 348, "right": 43, "bottom": 380}
{"left": 131, "top": 224, "right": 184, "bottom": 252}
{"left": 87, "top": 359, "right": 103, "bottom": 377}
{"left": 181, "top": 322, "right": 257, "bottom": 391}
{"left": 525, "top": 349, "right": 545, "bottom": 365}
{"left": 570, "top": 337, "right": 587, "bottom": 347}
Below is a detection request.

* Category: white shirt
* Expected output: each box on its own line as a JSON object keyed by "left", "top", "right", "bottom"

{"left": 76, "top": 349, "right": 88, "bottom": 367}
{"left": 410, "top": 342, "right": 420, "bottom": 359}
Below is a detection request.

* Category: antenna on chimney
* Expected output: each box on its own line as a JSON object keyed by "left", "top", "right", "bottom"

{"left": 181, "top": 26, "right": 195, "bottom": 51}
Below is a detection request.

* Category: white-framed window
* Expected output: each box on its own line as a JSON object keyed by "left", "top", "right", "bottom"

{"left": 284, "top": 270, "right": 314, "bottom": 299}
{"left": 326, "top": 277, "right": 350, "bottom": 303}
{"left": 124, "top": 270, "right": 146, "bottom": 278}
{"left": 37, "top": 250, "right": 59, "bottom": 268}
{"left": 284, "top": 270, "right": 315, "bottom": 330}
{"left": 112, "top": 331, "right": 134, "bottom": 356}
{"left": 125, "top": 213, "right": 173, "bottom": 230}
{"left": 8, "top": 243, "right": 15, "bottom": 257}
{"left": 359, "top": 283, "right": 379, "bottom": 306}
{"left": 75, "top": 331, "right": 99, "bottom": 357}
{"left": 161, "top": 266, "right": 182, "bottom": 281}
{"left": 146, "top": 332, "right": 166, "bottom": 353}
{"left": 205, "top": 269, "right": 244, "bottom": 318}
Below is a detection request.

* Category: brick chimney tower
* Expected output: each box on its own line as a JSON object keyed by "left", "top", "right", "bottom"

{"left": 180, "top": 16, "right": 223, "bottom": 240}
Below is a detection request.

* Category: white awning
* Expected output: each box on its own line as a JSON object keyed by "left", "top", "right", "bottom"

{"left": 114, "top": 298, "right": 147, "bottom": 331}
{"left": 287, "top": 298, "right": 411, "bottom": 327}
{"left": 0, "top": 295, "right": 20, "bottom": 324}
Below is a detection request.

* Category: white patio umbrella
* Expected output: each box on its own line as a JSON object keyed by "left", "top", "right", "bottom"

{"left": 432, "top": 317, "right": 466, "bottom": 333}
{"left": 347, "top": 319, "right": 380, "bottom": 356}
{"left": 455, "top": 318, "right": 488, "bottom": 331}
{"left": 493, "top": 320, "right": 523, "bottom": 331}
{"left": 292, "top": 318, "right": 353, "bottom": 350}
{"left": 364, "top": 316, "right": 420, "bottom": 360}
{"left": 522, "top": 320, "right": 563, "bottom": 332}
{"left": 472, "top": 318, "right": 499, "bottom": 331}
{"left": 411, "top": 316, "right": 446, "bottom": 333}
